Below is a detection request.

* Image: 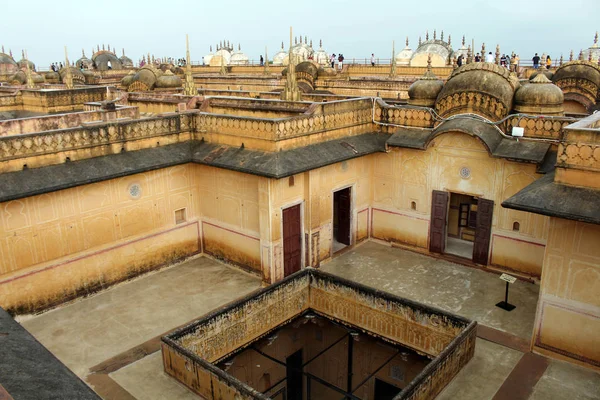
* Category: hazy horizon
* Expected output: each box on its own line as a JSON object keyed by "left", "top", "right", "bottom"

{"left": 2, "top": 0, "right": 599, "bottom": 68}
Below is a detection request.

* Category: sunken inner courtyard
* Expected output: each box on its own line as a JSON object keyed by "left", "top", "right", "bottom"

{"left": 162, "top": 270, "right": 476, "bottom": 400}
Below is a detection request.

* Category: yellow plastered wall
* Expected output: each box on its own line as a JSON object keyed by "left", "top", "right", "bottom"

{"left": 533, "top": 218, "right": 600, "bottom": 368}
{"left": 195, "top": 165, "right": 261, "bottom": 275}
{"left": 371, "top": 132, "right": 548, "bottom": 276}
{"left": 0, "top": 164, "right": 200, "bottom": 313}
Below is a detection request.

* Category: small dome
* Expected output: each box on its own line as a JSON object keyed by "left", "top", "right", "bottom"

{"left": 16, "top": 52, "right": 36, "bottom": 71}
{"left": 59, "top": 66, "right": 86, "bottom": 85}
{"left": 273, "top": 42, "right": 287, "bottom": 66}
{"left": 9, "top": 69, "right": 45, "bottom": 85}
{"left": 127, "top": 65, "right": 161, "bottom": 91}
{"left": 82, "top": 70, "right": 99, "bottom": 84}
{"left": 313, "top": 40, "right": 328, "bottom": 66}
{"left": 514, "top": 73, "right": 564, "bottom": 115}
{"left": 530, "top": 69, "right": 554, "bottom": 80}
{"left": 119, "top": 53, "right": 134, "bottom": 68}
{"left": 121, "top": 70, "right": 136, "bottom": 87}
{"left": 408, "top": 63, "right": 444, "bottom": 107}
{"left": 204, "top": 47, "right": 214, "bottom": 65}
{"left": 91, "top": 50, "right": 123, "bottom": 70}
{"left": 0, "top": 52, "right": 18, "bottom": 75}
{"left": 230, "top": 45, "right": 249, "bottom": 65}
{"left": 44, "top": 71, "right": 60, "bottom": 82}
{"left": 156, "top": 70, "right": 182, "bottom": 88}
{"left": 396, "top": 46, "right": 413, "bottom": 66}
{"left": 436, "top": 62, "right": 520, "bottom": 120}
{"left": 76, "top": 50, "right": 93, "bottom": 69}
{"left": 211, "top": 49, "right": 231, "bottom": 66}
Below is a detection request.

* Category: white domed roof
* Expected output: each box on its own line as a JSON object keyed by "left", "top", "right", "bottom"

{"left": 314, "top": 40, "right": 329, "bottom": 66}
{"left": 203, "top": 46, "right": 214, "bottom": 65}
{"left": 230, "top": 45, "right": 249, "bottom": 65}
{"left": 410, "top": 35, "right": 453, "bottom": 67}
{"left": 273, "top": 42, "right": 287, "bottom": 66}
{"left": 214, "top": 49, "right": 231, "bottom": 64}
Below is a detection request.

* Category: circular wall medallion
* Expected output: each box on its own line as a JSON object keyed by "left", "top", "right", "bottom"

{"left": 459, "top": 166, "right": 471, "bottom": 179}
{"left": 128, "top": 183, "right": 142, "bottom": 199}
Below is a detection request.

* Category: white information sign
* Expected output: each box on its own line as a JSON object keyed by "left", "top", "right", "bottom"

{"left": 500, "top": 273, "right": 517, "bottom": 284}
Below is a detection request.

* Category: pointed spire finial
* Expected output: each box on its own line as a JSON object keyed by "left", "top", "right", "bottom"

{"left": 320, "top": 39, "right": 322, "bottom": 48}
{"left": 184, "top": 34, "right": 197, "bottom": 96}
{"left": 238, "top": 43, "right": 241, "bottom": 51}
{"left": 595, "top": 31, "right": 598, "bottom": 45}
{"left": 295, "top": 37, "right": 297, "bottom": 45}
{"left": 389, "top": 40, "right": 396, "bottom": 78}
{"left": 281, "top": 41, "right": 284, "bottom": 49}
{"left": 406, "top": 36, "right": 409, "bottom": 47}
{"left": 122, "top": 48, "right": 125, "bottom": 56}
{"left": 264, "top": 46, "right": 270, "bottom": 75}
{"left": 559, "top": 54, "right": 563, "bottom": 66}
{"left": 63, "top": 46, "right": 74, "bottom": 89}
{"left": 304, "top": 36, "right": 307, "bottom": 44}
{"left": 462, "top": 35, "right": 466, "bottom": 46}
{"left": 495, "top": 44, "right": 500, "bottom": 64}
{"left": 419, "top": 36, "right": 422, "bottom": 46}
{"left": 579, "top": 49, "right": 584, "bottom": 60}
{"left": 441, "top": 30, "right": 444, "bottom": 41}
{"left": 569, "top": 49, "right": 574, "bottom": 61}
{"left": 433, "top": 29, "right": 437, "bottom": 40}
{"left": 102, "top": 44, "right": 105, "bottom": 51}
{"left": 310, "top": 39, "right": 313, "bottom": 48}
{"left": 1, "top": 45, "right": 4, "bottom": 53}
{"left": 426, "top": 30, "right": 429, "bottom": 41}
{"left": 210, "top": 45, "right": 212, "bottom": 52}
{"left": 282, "top": 26, "right": 302, "bottom": 101}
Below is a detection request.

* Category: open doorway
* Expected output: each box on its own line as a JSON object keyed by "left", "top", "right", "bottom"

{"left": 429, "top": 190, "right": 494, "bottom": 265}
{"left": 446, "top": 193, "right": 478, "bottom": 259}
{"left": 333, "top": 187, "right": 352, "bottom": 253}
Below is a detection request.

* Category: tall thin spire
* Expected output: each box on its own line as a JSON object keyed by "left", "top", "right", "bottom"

{"left": 183, "top": 34, "right": 197, "bottom": 96}
{"left": 569, "top": 50, "right": 574, "bottom": 61}
{"left": 281, "top": 26, "right": 302, "bottom": 101}
{"left": 63, "top": 46, "right": 74, "bottom": 89}
{"left": 389, "top": 40, "right": 397, "bottom": 78}
{"left": 448, "top": 34, "right": 451, "bottom": 46}
{"left": 24, "top": 50, "right": 35, "bottom": 89}
{"left": 264, "top": 46, "right": 270, "bottom": 74}
{"left": 495, "top": 44, "right": 500, "bottom": 64}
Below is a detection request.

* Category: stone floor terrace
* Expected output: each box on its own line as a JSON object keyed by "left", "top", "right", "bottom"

{"left": 15, "top": 241, "right": 600, "bottom": 400}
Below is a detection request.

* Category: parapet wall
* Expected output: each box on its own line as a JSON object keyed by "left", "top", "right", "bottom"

{"left": 162, "top": 269, "right": 476, "bottom": 400}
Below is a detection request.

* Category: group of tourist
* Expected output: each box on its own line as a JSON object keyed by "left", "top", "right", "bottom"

{"left": 330, "top": 53, "right": 345, "bottom": 71}
{"left": 455, "top": 52, "right": 521, "bottom": 72}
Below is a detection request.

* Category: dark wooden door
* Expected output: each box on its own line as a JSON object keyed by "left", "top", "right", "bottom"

{"left": 429, "top": 190, "right": 449, "bottom": 254}
{"left": 336, "top": 188, "right": 351, "bottom": 246}
{"left": 473, "top": 198, "right": 494, "bottom": 265}
{"left": 286, "top": 349, "right": 303, "bottom": 400}
{"left": 283, "top": 204, "right": 302, "bottom": 277}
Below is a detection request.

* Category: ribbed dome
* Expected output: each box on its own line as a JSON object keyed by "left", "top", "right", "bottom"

{"left": 130, "top": 65, "right": 161, "bottom": 90}
{"left": 121, "top": 70, "right": 136, "bottom": 87}
{"left": 273, "top": 42, "right": 287, "bottom": 66}
{"left": 551, "top": 60, "right": 600, "bottom": 112}
{"left": 119, "top": 52, "right": 134, "bottom": 68}
{"left": 82, "top": 70, "right": 99, "bottom": 84}
{"left": 408, "top": 68, "right": 444, "bottom": 107}
{"left": 91, "top": 50, "right": 123, "bottom": 70}
{"left": 410, "top": 38, "right": 453, "bottom": 67}
{"left": 396, "top": 45, "right": 413, "bottom": 66}
{"left": 59, "top": 67, "right": 85, "bottom": 85}
{"left": 76, "top": 50, "right": 93, "bottom": 69}
{"left": 9, "top": 69, "right": 45, "bottom": 85}
{"left": 514, "top": 73, "right": 564, "bottom": 115}
{"left": 314, "top": 40, "right": 329, "bottom": 66}
{"left": 204, "top": 48, "right": 214, "bottom": 65}
{"left": 155, "top": 70, "right": 182, "bottom": 88}
{"left": 211, "top": 49, "right": 231, "bottom": 66}
{"left": 230, "top": 45, "right": 249, "bottom": 65}
{"left": 16, "top": 52, "right": 36, "bottom": 71}
{"left": 435, "top": 62, "right": 520, "bottom": 120}
{"left": 0, "top": 53, "right": 18, "bottom": 74}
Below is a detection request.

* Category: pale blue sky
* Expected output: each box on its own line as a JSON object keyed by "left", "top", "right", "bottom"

{"left": 2, "top": 0, "right": 599, "bottom": 67}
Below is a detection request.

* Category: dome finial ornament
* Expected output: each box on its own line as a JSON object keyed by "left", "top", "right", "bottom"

{"left": 1, "top": 46, "right": 4, "bottom": 53}
{"left": 210, "top": 45, "right": 212, "bottom": 52}
{"left": 427, "top": 54, "right": 432, "bottom": 72}
{"left": 569, "top": 50, "right": 573, "bottom": 61}
{"left": 102, "top": 44, "right": 105, "bottom": 51}
{"left": 419, "top": 36, "right": 422, "bottom": 46}
{"left": 441, "top": 30, "right": 444, "bottom": 41}
{"left": 594, "top": 31, "right": 599, "bottom": 46}
{"left": 304, "top": 36, "right": 307, "bottom": 44}
{"left": 462, "top": 35, "right": 466, "bottom": 46}
{"left": 433, "top": 29, "right": 437, "bottom": 40}
{"left": 63, "top": 46, "right": 74, "bottom": 89}
{"left": 467, "top": 45, "right": 472, "bottom": 64}
{"left": 320, "top": 39, "right": 322, "bottom": 48}
{"left": 406, "top": 36, "right": 409, "bottom": 46}
{"left": 495, "top": 44, "right": 500, "bottom": 64}
{"left": 426, "top": 30, "right": 429, "bottom": 41}
{"left": 448, "top": 34, "right": 451, "bottom": 46}
{"left": 281, "top": 41, "right": 284, "bottom": 49}
{"left": 579, "top": 49, "right": 584, "bottom": 60}
{"left": 559, "top": 54, "right": 563, "bottom": 65}
{"left": 481, "top": 43, "right": 486, "bottom": 59}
